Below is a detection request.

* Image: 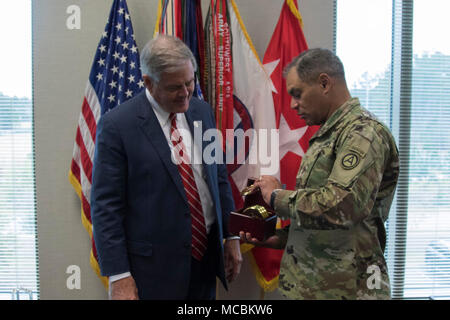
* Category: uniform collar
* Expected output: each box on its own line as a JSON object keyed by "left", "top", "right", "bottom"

{"left": 311, "top": 97, "right": 360, "bottom": 140}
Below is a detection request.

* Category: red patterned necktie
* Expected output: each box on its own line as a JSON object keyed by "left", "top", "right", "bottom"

{"left": 169, "top": 113, "right": 207, "bottom": 260}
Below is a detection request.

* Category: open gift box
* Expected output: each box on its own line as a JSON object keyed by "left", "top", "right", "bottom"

{"left": 228, "top": 178, "right": 277, "bottom": 241}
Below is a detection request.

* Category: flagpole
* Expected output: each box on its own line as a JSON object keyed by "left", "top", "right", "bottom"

{"left": 216, "top": 280, "right": 220, "bottom": 300}
{"left": 259, "top": 287, "right": 265, "bottom": 300}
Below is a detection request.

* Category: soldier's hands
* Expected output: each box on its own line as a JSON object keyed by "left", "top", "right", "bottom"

{"left": 110, "top": 276, "right": 139, "bottom": 300}
{"left": 242, "top": 175, "right": 283, "bottom": 249}
{"left": 239, "top": 231, "right": 283, "bottom": 249}
{"left": 254, "top": 175, "right": 282, "bottom": 205}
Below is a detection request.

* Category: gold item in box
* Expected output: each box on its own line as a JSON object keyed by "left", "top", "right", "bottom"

{"left": 243, "top": 205, "right": 270, "bottom": 220}
{"left": 228, "top": 178, "right": 276, "bottom": 241}
{"left": 240, "top": 184, "right": 259, "bottom": 196}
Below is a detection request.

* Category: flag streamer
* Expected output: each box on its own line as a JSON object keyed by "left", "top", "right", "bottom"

{"left": 205, "top": 0, "right": 284, "bottom": 292}
{"left": 155, "top": 0, "right": 205, "bottom": 100}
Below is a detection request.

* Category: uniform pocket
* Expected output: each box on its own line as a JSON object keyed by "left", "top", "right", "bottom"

{"left": 300, "top": 151, "right": 321, "bottom": 187}
{"left": 282, "top": 228, "right": 358, "bottom": 298}
{"left": 300, "top": 142, "right": 336, "bottom": 188}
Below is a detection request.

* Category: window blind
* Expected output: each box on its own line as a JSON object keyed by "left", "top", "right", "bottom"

{"left": 336, "top": 0, "right": 450, "bottom": 299}
{"left": 399, "top": 0, "right": 450, "bottom": 299}
{"left": 0, "top": 0, "right": 39, "bottom": 300}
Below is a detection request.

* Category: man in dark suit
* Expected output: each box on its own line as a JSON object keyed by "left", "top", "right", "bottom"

{"left": 91, "top": 35, "right": 242, "bottom": 300}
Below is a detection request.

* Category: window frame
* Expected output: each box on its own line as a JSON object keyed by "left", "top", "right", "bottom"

{"left": 335, "top": 0, "right": 450, "bottom": 300}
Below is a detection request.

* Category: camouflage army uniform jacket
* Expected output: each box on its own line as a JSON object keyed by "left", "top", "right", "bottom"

{"left": 273, "top": 98, "right": 399, "bottom": 300}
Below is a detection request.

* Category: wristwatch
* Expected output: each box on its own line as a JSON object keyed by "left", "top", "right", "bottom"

{"left": 270, "top": 189, "right": 282, "bottom": 209}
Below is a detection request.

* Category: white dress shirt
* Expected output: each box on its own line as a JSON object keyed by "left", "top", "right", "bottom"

{"left": 145, "top": 89, "right": 216, "bottom": 232}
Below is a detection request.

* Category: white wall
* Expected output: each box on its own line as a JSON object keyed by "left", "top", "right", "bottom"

{"left": 33, "top": 0, "right": 334, "bottom": 300}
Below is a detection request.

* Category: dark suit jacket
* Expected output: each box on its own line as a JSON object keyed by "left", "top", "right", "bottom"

{"left": 91, "top": 91, "right": 235, "bottom": 299}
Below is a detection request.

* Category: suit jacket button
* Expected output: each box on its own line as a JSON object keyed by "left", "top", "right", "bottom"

{"left": 184, "top": 243, "right": 190, "bottom": 249}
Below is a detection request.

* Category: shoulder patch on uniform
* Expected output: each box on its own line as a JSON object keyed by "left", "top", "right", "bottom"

{"left": 341, "top": 152, "right": 360, "bottom": 170}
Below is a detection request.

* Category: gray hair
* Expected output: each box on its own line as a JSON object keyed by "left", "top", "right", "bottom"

{"left": 283, "top": 48, "right": 346, "bottom": 84}
{"left": 140, "top": 34, "right": 197, "bottom": 82}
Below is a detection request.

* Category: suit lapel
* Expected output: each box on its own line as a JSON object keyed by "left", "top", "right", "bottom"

{"left": 184, "top": 104, "right": 202, "bottom": 151}
{"left": 136, "top": 93, "right": 187, "bottom": 203}
{"left": 185, "top": 103, "right": 216, "bottom": 202}
{"left": 185, "top": 102, "right": 207, "bottom": 167}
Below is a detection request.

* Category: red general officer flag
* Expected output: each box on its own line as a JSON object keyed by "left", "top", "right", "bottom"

{"left": 249, "top": 0, "right": 319, "bottom": 292}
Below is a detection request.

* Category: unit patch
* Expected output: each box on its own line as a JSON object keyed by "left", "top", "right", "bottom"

{"left": 341, "top": 152, "right": 360, "bottom": 170}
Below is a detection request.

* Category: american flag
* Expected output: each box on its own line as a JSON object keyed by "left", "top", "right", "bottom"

{"left": 68, "top": 0, "right": 143, "bottom": 287}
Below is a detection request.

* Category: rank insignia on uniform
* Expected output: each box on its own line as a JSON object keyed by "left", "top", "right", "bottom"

{"left": 341, "top": 152, "right": 360, "bottom": 170}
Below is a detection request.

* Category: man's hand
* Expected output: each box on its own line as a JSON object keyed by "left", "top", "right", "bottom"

{"left": 224, "top": 239, "right": 243, "bottom": 283}
{"left": 110, "top": 276, "right": 139, "bottom": 300}
{"left": 254, "top": 175, "right": 282, "bottom": 205}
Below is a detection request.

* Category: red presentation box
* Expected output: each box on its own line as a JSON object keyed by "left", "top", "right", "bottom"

{"left": 229, "top": 179, "right": 277, "bottom": 241}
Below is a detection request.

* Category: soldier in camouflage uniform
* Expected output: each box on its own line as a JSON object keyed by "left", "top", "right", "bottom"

{"left": 241, "top": 48, "right": 399, "bottom": 300}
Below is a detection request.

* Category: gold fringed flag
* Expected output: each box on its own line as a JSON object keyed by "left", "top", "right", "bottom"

{"left": 205, "top": 0, "right": 279, "bottom": 279}
{"left": 248, "top": 0, "right": 319, "bottom": 292}
{"left": 68, "top": 0, "right": 144, "bottom": 288}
